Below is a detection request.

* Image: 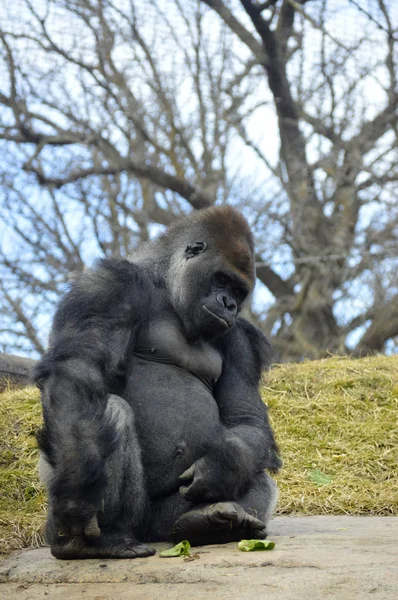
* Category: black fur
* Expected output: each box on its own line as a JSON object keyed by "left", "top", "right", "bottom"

{"left": 36, "top": 206, "right": 281, "bottom": 559}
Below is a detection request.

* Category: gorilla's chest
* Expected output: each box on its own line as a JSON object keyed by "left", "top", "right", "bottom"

{"left": 132, "top": 318, "right": 223, "bottom": 384}
{"left": 125, "top": 319, "right": 224, "bottom": 496}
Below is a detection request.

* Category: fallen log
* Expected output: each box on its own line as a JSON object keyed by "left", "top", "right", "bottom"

{"left": 0, "top": 353, "right": 37, "bottom": 390}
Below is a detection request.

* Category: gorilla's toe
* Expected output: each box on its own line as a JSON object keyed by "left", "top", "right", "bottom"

{"left": 51, "top": 533, "right": 156, "bottom": 560}
{"left": 116, "top": 542, "right": 156, "bottom": 559}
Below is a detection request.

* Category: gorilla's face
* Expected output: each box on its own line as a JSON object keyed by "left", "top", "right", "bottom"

{"left": 200, "top": 270, "right": 250, "bottom": 333}
{"left": 168, "top": 236, "right": 254, "bottom": 340}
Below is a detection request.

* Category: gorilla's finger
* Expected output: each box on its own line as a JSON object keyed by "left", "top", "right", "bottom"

{"left": 179, "top": 478, "right": 205, "bottom": 501}
{"left": 255, "top": 527, "right": 268, "bottom": 539}
{"left": 245, "top": 514, "right": 267, "bottom": 530}
{"left": 179, "top": 465, "right": 195, "bottom": 481}
{"left": 215, "top": 504, "right": 238, "bottom": 521}
{"left": 84, "top": 514, "right": 101, "bottom": 538}
{"left": 179, "top": 485, "right": 190, "bottom": 498}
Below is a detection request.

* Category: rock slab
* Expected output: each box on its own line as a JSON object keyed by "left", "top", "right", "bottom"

{"left": 0, "top": 516, "right": 397, "bottom": 599}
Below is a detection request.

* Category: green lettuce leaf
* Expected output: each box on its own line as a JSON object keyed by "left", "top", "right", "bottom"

{"left": 238, "top": 539, "right": 275, "bottom": 552}
{"left": 159, "top": 540, "right": 191, "bottom": 558}
{"left": 308, "top": 469, "right": 332, "bottom": 485}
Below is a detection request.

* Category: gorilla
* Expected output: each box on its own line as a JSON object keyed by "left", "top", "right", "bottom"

{"left": 35, "top": 205, "right": 281, "bottom": 560}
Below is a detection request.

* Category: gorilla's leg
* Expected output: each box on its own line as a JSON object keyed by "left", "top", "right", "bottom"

{"left": 148, "top": 473, "right": 277, "bottom": 546}
{"left": 239, "top": 472, "right": 278, "bottom": 528}
{"left": 146, "top": 493, "right": 192, "bottom": 542}
{"left": 40, "top": 395, "right": 155, "bottom": 559}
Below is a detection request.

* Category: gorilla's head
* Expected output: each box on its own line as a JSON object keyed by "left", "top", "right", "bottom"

{"left": 163, "top": 206, "right": 256, "bottom": 340}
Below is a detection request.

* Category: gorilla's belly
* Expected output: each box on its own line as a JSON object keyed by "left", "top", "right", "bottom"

{"left": 125, "top": 358, "right": 222, "bottom": 497}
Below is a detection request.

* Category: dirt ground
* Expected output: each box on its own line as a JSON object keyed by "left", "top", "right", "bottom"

{"left": 0, "top": 516, "right": 397, "bottom": 600}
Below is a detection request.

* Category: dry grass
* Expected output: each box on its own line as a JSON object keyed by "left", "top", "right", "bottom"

{"left": 264, "top": 355, "right": 398, "bottom": 516}
{"left": 0, "top": 385, "right": 46, "bottom": 558}
{"left": 0, "top": 354, "right": 397, "bottom": 558}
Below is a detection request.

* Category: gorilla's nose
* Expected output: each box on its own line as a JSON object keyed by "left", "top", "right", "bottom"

{"left": 216, "top": 293, "right": 237, "bottom": 314}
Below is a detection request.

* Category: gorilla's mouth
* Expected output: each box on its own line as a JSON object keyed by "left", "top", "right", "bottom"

{"left": 202, "top": 305, "right": 230, "bottom": 329}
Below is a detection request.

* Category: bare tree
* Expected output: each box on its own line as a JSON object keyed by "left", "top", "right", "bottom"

{"left": 0, "top": 0, "right": 397, "bottom": 360}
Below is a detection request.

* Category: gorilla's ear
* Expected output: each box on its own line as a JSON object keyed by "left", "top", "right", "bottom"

{"left": 185, "top": 241, "right": 207, "bottom": 259}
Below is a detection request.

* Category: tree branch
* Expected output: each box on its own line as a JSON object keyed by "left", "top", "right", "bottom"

{"left": 354, "top": 296, "right": 398, "bottom": 355}
{"left": 27, "top": 161, "right": 213, "bottom": 210}
{"left": 238, "top": 0, "right": 317, "bottom": 209}
{"left": 200, "top": 0, "right": 267, "bottom": 64}
{"left": 0, "top": 284, "right": 45, "bottom": 354}
{"left": 350, "top": 99, "right": 398, "bottom": 156}
{"left": 256, "top": 261, "right": 294, "bottom": 298}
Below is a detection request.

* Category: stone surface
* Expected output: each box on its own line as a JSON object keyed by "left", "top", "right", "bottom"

{"left": 0, "top": 516, "right": 397, "bottom": 599}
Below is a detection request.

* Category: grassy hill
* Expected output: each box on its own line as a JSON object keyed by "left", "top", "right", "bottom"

{"left": 0, "top": 355, "right": 397, "bottom": 557}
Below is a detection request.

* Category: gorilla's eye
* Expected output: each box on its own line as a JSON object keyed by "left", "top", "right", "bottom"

{"left": 233, "top": 287, "right": 242, "bottom": 297}
{"left": 233, "top": 286, "right": 247, "bottom": 302}
{"left": 185, "top": 241, "right": 207, "bottom": 259}
{"left": 214, "top": 273, "right": 248, "bottom": 302}
{"left": 216, "top": 273, "right": 229, "bottom": 287}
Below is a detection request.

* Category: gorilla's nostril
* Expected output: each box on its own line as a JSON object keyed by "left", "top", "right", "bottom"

{"left": 227, "top": 299, "right": 237, "bottom": 311}
{"left": 216, "top": 293, "right": 227, "bottom": 307}
{"left": 216, "top": 293, "right": 237, "bottom": 312}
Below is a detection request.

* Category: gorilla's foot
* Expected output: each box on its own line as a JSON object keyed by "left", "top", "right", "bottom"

{"left": 171, "top": 502, "right": 267, "bottom": 546}
{"left": 51, "top": 532, "right": 156, "bottom": 560}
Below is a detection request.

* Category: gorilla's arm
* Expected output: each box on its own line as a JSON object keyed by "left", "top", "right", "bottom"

{"left": 35, "top": 258, "right": 152, "bottom": 534}
{"left": 179, "top": 319, "right": 281, "bottom": 502}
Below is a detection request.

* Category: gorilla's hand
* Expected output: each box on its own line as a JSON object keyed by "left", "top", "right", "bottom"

{"left": 179, "top": 442, "right": 253, "bottom": 503}
{"left": 52, "top": 497, "right": 102, "bottom": 539}
{"left": 179, "top": 459, "right": 217, "bottom": 502}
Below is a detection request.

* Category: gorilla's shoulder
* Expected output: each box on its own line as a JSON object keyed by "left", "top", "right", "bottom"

{"left": 216, "top": 318, "right": 273, "bottom": 374}
{"left": 84, "top": 257, "right": 151, "bottom": 288}
{"left": 53, "top": 258, "right": 154, "bottom": 331}
{"left": 74, "top": 257, "right": 153, "bottom": 298}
